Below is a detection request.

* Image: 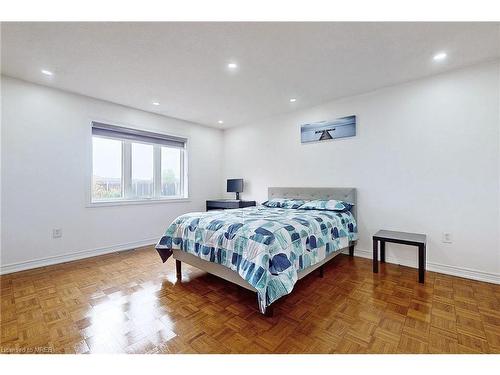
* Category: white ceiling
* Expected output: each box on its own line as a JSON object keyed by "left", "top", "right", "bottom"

{"left": 2, "top": 22, "right": 499, "bottom": 128}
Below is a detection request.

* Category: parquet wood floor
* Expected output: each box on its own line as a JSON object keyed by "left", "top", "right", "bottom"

{"left": 1, "top": 246, "right": 499, "bottom": 354}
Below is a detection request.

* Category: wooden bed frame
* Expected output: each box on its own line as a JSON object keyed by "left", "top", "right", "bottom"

{"left": 169, "top": 187, "right": 357, "bottom": 316}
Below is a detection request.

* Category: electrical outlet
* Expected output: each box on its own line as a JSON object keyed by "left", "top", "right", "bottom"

{"left": 52, "top": 228, "right": 63, "bottom": 239}
{"left": 442, "top": 232, "right": 452, "bottom": 243}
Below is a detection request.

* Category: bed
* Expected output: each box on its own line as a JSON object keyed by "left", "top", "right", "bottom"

{"left": 155, "top": 187, "right": 357, "bottom": 316}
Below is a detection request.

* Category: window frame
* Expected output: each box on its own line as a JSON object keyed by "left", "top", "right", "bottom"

{"left": 88, "top": 121, "right": 189, "bottom": 207}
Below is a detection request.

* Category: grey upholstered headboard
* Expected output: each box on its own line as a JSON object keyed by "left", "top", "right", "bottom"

{"left": 268, "top": 187, "right": 357, "bottom": 219}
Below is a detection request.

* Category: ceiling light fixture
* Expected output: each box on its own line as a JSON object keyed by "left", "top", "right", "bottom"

{"left": 289, "top": 98, "right": 297, "bottom": 102}
{"left": 218, "top": 120, "right": 224, "bottom": 124}
{"left": 433, "top": 52, "right": 447, "bottom": 61}
{"left": 152, "top": 101, "right": 160, "bottom": 106}
{"left": 227, "top": 63, "right": 238, "bottom": 69}
{"left": 41, "top": 69, "right": 53, "bottom": 76}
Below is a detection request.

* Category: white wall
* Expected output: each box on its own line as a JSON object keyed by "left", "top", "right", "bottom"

{"left": 223, "top": 61, "right": 500, "bottom": 282}
{"left": 1, "top": 76, "right": 223, "bottom": 273}
{"left": 3, "top": 62, "right": 500, "bottom": 282}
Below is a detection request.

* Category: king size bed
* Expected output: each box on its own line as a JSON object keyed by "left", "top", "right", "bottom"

{"left": 155, "top": 187, "right": 358, "bottom": 316}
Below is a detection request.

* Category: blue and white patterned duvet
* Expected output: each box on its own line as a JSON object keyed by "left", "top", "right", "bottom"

{"left": 156, "top": 206, "right": 357, "bottom": 312}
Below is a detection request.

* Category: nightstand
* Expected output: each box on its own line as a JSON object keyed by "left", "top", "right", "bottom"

{"left": 206, "top": 200, "right": 256, "bottom": 211}
{"left": 373, "top": 230, "right": 427, "bottom": 283}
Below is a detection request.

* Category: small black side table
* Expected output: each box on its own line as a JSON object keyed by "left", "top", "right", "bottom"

{"left": 373, "top": 230, "right": 427, "bottom": 283}
{"left": 206, "top": 199, "right": 256, "bottom": 211}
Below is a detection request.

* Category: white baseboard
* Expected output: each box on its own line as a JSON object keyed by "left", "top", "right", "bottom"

{"left": 3, "top": 242, "right": 499, "bottom": 286}
{"left": 0, "top": 238, "right": 158, "bottom": 275}
{"left": 346, "top": 248, "right": 500, "bottom": 285}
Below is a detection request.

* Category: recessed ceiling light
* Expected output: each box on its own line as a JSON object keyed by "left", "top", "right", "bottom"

{"left": 218, "top": 120, "right": 224, "bottom": 124}
{"left": 41, "top": 69, "right": 53, "bottom": 76}
{"left": 433, "top": 52, "right": 447, "bottom": 61}
{"left": 289, "top": 98, "right": 297, "bottom": 102}
{"left": 152, "top": 101, "right": 160, "bottom": 106}
{"left": 227, "top": 63, "right": 238, "bottom": 69}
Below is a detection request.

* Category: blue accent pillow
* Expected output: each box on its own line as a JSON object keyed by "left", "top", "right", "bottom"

{"left": 298, "top": 199, "right": 354, "bottom": 212}
{"left": 262, "top": 198, "right": 307, "bottom": 209}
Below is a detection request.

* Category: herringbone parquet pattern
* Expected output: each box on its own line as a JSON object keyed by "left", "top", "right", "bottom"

{"left": 1, "top": 246, "right": 499, "bottom": 354}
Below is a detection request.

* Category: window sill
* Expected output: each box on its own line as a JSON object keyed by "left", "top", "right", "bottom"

{"left": 87, "top": 197, "right": 191, "bottom": 208}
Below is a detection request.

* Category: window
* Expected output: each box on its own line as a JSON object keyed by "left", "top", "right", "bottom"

{"left": 92, "top": 137, "right": 123, "bottom": 200}
{"left": 161, "top": 147, "right": 182, "bottom": 197}
{"left": 91, "top": 122, "right": 187, "bottom": 203}
{"left": 131, "top": 142, "right": 154, "bottom": 198}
